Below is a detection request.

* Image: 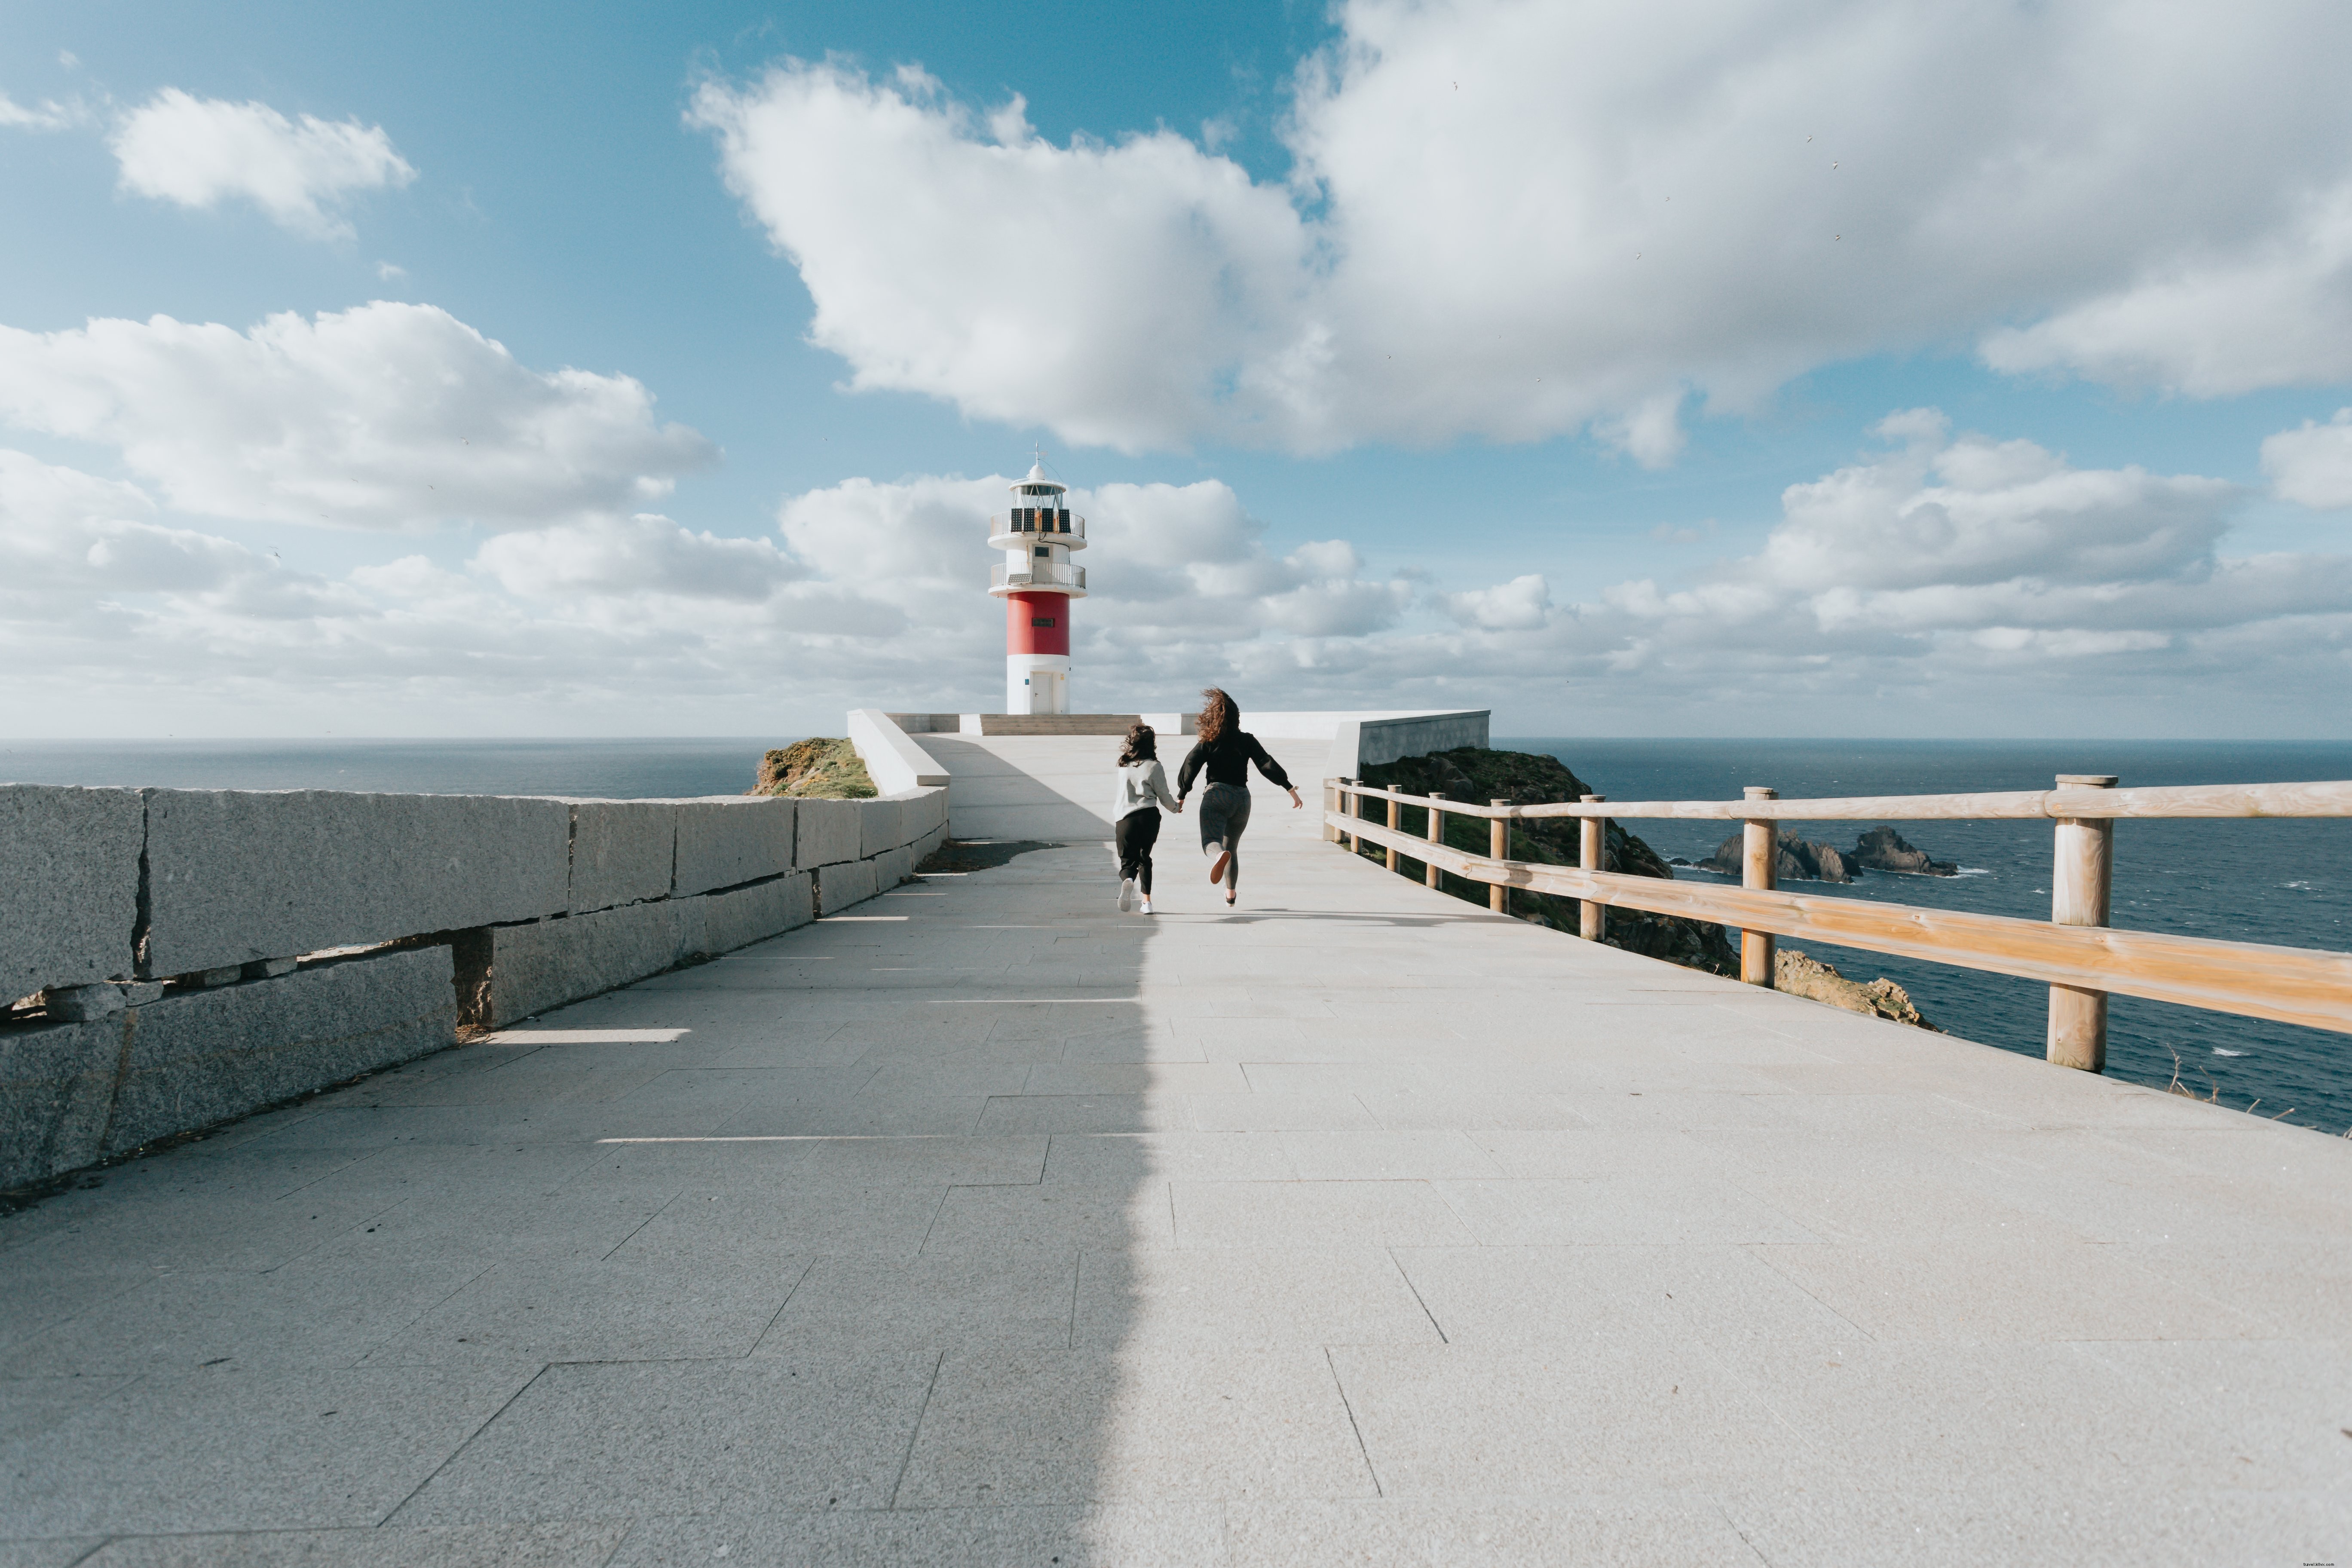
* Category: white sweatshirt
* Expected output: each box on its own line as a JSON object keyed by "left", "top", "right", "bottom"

{"left": 1111, "top": 759, "right": 1181, "bottom": 822}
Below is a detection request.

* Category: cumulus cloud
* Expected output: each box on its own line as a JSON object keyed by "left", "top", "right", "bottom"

{"left": 2261, "top": 409, "right": 2352, "bottom": 509}
{"left": 0, "top": 90, "right": 90, "bottom": 132}
{"left": 689, "top": 65, "right": 1310, "bottom": 453}
{"left": 693, "top": 0, "right": 2352, "bottom": 458}
{"left": 4, "top": 415, "right": 2347, "bottom": 735}
{"left": 1980, "top": 188, "right": 2352, "bottom": 395}
{"left": 0, "top": 302, "right": 716, "bottom": 531}
{"left": 475, "top": 514, "right": 802, "bottom": 601}
{"left": 1442, "top": 574, "right": 1552, "bottom": 631}
{"left": 108, "top": 88, "right": 415, "bottom": 240}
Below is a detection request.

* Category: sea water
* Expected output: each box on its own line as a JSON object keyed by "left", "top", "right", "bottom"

{"left": 5, "top": 735, "right": 2346, "bottom": 1133}
{"left": 1507, "top": 738, "right": 2352, "bottom": 1136}
{"left": 0, "top": 737, "right": 781, "bottom": 801}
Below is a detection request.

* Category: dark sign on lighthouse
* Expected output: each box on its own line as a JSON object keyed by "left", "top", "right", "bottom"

{"left": 986, "top": 462, "right": 1087, "bottom": 714}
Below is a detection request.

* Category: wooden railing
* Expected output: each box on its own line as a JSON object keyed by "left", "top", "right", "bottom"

{"left": 1324, "top": 775, "right": 2352, "bottom": 1069}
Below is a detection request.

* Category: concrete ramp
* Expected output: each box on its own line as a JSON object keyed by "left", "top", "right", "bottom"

{"left": 931, "top": 734, "right": 1338, "bottom": 844}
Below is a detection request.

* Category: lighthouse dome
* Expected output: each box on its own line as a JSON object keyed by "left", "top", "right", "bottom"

{"left": 1011, "top": 461, "right": 1066, "bottom": 498}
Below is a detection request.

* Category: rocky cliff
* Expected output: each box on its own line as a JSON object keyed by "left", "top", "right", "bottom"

{"left": 1775, "top": 948, "right": 1938, "bottom": 1029}
{"left": 1356, "top": 747, "right": 1739, "bottom": 975}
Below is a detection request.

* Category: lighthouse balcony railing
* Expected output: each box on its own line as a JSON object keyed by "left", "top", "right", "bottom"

{"left": 991, "top": 563, "right": 1086, "bottom": 591}
{"left": 986, "top": 511, "right": 1087, "bottom": 548}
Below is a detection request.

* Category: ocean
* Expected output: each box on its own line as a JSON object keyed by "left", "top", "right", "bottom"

{"left": 4, "top": 735, "right": 2346, "bottom": 1134}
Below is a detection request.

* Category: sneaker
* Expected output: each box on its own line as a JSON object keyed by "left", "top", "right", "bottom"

{"left": 1139, "top": 897, "right": 1154, "bottom": 915}
{"left": 1208, "top": 849, "right": 1232, "bottom": 885}
{"left": 1225, "top": 890, "right": 1237, "bottom": 906}
{"left": 1117, "top": 877, "right": 1135, "bottom": 912}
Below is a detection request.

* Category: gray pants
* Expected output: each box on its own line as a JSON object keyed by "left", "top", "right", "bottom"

{"left": 1197, "top": 784, "right": 1252, "bottom": 888}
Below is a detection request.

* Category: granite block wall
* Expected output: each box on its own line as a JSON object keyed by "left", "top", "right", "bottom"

{"left": 0, "top": 785, "right": 144, "bottom": 999}
{"left": 1, "top": 781, "right": 947, "bottom": 1185}
{"left": 568, "top": 800, "right": 677, "bottom": 914}
{"left": 142, "top": 790, "right": 570, "bottom": 977}
{"left": 674, "top": 798, "right": 796, "bottom": 896}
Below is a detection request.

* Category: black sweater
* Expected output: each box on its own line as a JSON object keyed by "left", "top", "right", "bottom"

{"left": 1177, "top": 729, "right": 1293, "bottom": 796}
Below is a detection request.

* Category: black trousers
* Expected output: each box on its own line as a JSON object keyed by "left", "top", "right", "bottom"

{"left": 1115, "top": 808, "right": 1161, "bottom": 893}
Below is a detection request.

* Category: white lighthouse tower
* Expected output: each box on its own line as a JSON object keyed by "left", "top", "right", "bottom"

{"left": 987, "top": 462, "right": 1087, "bottom": 714}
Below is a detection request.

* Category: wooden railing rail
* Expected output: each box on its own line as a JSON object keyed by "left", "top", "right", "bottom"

{"left": 1326, "top": 775, "right": 2352, "bottom": 1066}
{"left": 1332, "top": 778, "right": 2352, "bottom": 822}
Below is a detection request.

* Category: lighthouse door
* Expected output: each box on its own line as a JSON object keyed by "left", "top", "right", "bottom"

{"left": 1029, "top": 669, "right": 1066, "bottom": 715}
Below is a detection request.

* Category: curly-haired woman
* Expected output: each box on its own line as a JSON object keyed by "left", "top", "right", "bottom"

{"left": 1175, "top": 687, "right": 1301, "bottom": 906}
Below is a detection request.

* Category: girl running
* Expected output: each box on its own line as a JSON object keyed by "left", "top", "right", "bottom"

{"left": 1175, "top": 687, "right": 1301, "bottom": 907}
{"left": 1111, "top": 721, "right": 1181, "bottom": 914}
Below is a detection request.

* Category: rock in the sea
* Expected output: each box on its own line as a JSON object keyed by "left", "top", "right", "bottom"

{"left": 1773, "top": 948, "right": 1937, "bottom": 1029}
{"left": 1850, "top": 825, "right": 1957, "bottom": 876}
{"left": 1698, "top": 827, "right": 1856, "bottom": 883}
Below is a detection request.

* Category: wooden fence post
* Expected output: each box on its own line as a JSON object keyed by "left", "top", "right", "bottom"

{"left": 1489, "top": 800, "right": 1510, "bottom": 913}
{"left": 1344, "top": 779, "right": 1362, "bottom": 854}
{"left": 1322, "top": 779, "right": 1339, "bottom": 844}
{"left": 1740, "top": 787, "right": 1778, "bottom": 986}
{"left": 1578, "top": 795, "right": 1607, "bottom": 941}
{"left": 2047, "top": 773, "right": 2119, "bottom": 1072}
{"left": 1425, "top": 792, "right": 1446, "bottom": 889}
{"left": 1385, "top": 796, "right": 1400, "bottom": 872}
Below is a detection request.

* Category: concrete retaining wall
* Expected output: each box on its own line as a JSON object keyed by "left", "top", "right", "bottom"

{"left": 0, "top": 785, "right": 144, "bottom": 999}
{"left": 1, "top": 778, "right": 949, "bottom": 1188}
{"left": 0, "top": 946, "right": 455, "bottom": 1189}
{"left": 142, "top": 789, "right": 571, "bottom": 977}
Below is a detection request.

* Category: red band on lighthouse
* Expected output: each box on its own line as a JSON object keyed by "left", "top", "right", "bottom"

{"left": 1007, "top": 593, "right": 1069, "bottom": 655}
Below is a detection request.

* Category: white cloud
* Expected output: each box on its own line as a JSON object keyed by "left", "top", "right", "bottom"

{"left": 475, "top": 514, "right": 802, "bottom": 601}
{"left": 1980, "top": 188, "right": 2352, "bottom": 395}
{"left": 5, "top": 415, "right": 2348, "bottom": 737}
{"left": 109, "top": 88, "right": 415, "bottom": 240}
{"left": 0, "top": 90, "right": 90, "bottom": 132}
{"left": 689, "top": 65, "right": 1310, "bottom": 454}
{"left": 2261, "top": 409, "right": 2352, "bottom": 510}
{"left": 693, "top": 1, "right": 2352, "bottom": 458}
{"left": 1761, "top": 410, "right": 2236, "bottom": 592}
{"left": 1442, "top": 574, "right": 1552, "bottom": 631}
{"left": 0, "top": 302, "right": 716, "bottom": 531}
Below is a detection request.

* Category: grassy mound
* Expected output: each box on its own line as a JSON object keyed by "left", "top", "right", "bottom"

{"left": 755, "top": 738, "right": 877, "bottom": 799}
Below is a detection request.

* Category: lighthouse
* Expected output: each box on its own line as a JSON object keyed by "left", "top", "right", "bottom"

{"left": 987, "top": 462, "right": 1087, "bottom": 714}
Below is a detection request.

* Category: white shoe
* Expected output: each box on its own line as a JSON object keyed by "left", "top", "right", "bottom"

{"left": 1139, "top": 897, "right": 1154, "bottom": 915}
{"left": 1117, "top": 877, "right": 1134, "bottom": 912}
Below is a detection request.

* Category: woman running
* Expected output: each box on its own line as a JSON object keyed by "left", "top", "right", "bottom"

{"left": 1176, "top": 687, "right": 1302, "bottom": 906}
{"left": 1111, "top": 721, "right": 1181, "bottom": 915}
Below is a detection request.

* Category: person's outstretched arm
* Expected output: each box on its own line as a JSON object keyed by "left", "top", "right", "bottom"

{"left": 1175, "top": 744, "right": 1206, "bottom": 801}
{"left": 1148, "top": 759, "right": 1182, "bottom": 813}
{"left": 1245, "top": 735, "right": 1305, "bottom": 808}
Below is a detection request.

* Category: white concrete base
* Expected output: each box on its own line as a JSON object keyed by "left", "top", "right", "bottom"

{"left": 926, "top": 734, "right": 1331, "bottom": 843}
{"left": 1006, "top": 653, "right": 1070, "bottom": 715}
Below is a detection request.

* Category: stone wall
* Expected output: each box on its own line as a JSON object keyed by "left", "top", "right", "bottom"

{"left": 0, "top": 781, "right": 950, "bottom": 1189}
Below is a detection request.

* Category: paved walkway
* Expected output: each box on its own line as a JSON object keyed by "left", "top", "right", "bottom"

{"left": 3, "top": 796, "right": 2347, "bottom": 1564}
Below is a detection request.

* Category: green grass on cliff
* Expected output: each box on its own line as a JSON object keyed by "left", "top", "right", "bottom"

{"left": 755, "top": 738, "right": 877, "bottom": 799}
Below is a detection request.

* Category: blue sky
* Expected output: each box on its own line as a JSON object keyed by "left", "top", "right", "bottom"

{"left": 3, "top": 0, "right": 2349, "bottom": 737}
